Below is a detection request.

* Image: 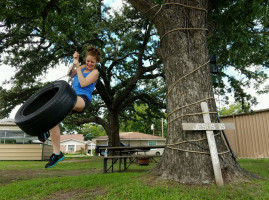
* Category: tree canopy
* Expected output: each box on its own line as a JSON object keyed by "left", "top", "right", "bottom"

{"left": 0, "top": 0, "right": 104, "bottom": 117}
{"left": 0, "top": 1, "right": 166, "bottom": 146}
{"left": 208, "top": 0, "right": 269, "bottom": 109}
{"left": 0, "top": 0, "right": 268, "bottom": 137}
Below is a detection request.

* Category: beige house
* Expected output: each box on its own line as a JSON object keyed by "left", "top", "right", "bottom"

{"left": 0, "top": 118, "right": 52, "bottom": 160}
{"left": 220, "top": 108, "right": 269, "bottom": 158}
{"left": 60, "top": 134, "right": 88, "bottom": 154}
{"left": 93, "top": 132, "right": 166, "bottom": 155}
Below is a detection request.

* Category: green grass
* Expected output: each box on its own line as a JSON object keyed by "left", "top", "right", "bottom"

{"left": 0, "top": 157, "right": 268, "bottom": 200}
{"left": 0, "top": 156, "right": 104, "bottom": 170}
{"left": 238, "top": 158, "right": 269, "bottom": 179}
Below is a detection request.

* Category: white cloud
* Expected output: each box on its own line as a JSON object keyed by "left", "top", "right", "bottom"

{"left": 104, "top": 0, "right": 124, "bottom": 15}
{"left": 39, "top": 63, "right": 69, "bottom": 83}
{"left": 0, "top": 65, "right": 14, "bottom": 89}
{"left": 110, "top": 0, "right": 123, "bottom": 11}
{"left": 0, "top": 62, "right": 69, "bottom": 86}
{"left": 215, "top": 67, "right": 269, "bottom": 111}
{"left": 236, "top": 66, "right": 269, "bottom": 110}
{"left": 248, "top": 76, "right": 269, "bottom": 110}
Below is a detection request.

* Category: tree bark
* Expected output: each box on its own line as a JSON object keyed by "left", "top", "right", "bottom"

{"left": 107, "top": 110, "right": 120, "bottom": 147}
{"left": 127, "top": 0, "right": 254, "bottom": 184}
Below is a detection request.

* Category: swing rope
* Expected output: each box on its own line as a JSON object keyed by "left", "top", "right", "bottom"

{"left": 55, "top": 0, "right": 82, "bottom": 81}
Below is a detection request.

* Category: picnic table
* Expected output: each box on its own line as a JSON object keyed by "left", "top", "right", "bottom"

{"left": 100, "top": 145, "right": 165, "bottom": 173}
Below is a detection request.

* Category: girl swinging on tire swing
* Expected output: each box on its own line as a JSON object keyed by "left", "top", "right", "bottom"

{"left": 41, "top": 46, "right": 100, "bottom": 168}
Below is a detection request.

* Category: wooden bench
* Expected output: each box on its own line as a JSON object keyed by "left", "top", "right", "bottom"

{"left": 100, "top": 145, "right": 165, "bottom": 173}
{"left": 103, "top": 155, "right": 161, "bottom": 173}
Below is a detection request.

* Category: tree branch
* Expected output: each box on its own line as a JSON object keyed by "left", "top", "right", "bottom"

{"left": 112, "top": 22, "right": 153, "bottom": 109}
{"left": 73, "top": 116, "right": 110, "bottom": 136}
{"left": 141, "top": 73, "right": 164, "bottom": 79}
{"left": 75, "top": 116, "right": 107, "bottom": 127}
{"left": 118, "top": 92, "right": 165, "bottom": 111}
{"left": 95, "top": 80, "right": 113, "bottom": 108}
{"left": 143, "top": 61, "right": 162, "bottom": 73}
{"left": 41, "top": 0, "right": 60, "bottom": 41}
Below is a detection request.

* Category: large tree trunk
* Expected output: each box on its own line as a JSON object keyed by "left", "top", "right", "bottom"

{"left": 107, "top": 110, "right": 120, "bottom": 147}
{"left": 128, "top": 0, "right": 254, "bottom": 184}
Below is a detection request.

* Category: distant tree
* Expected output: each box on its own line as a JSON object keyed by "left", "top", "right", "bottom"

{"left": 219, "top": 102, "right": 251, "bottom": 116}
{"left": 59, "top": 121, "right": 106, "bottom": 141}
{"left": 80, "top": 124, "right": 106, "bottom": 141}
{"left": 120, "top": 103, "right": 167, "bottom": 137}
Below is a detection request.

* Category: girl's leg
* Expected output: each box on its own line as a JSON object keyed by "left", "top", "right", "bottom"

{"left": 50, "top": 96, "right": 85, "bottom": 154}
{"left": 50, "top": 124, "right": 61, "bottom": 154}
{"left": 73, "top": 96, "right": 85, "bottom": 112}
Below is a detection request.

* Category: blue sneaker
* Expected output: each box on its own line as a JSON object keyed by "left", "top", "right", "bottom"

{"left": 45, "top": 152, "right": 65, "bottom": 168}
{"left": 38, "top": 131, "right": 50, "bottom": 142}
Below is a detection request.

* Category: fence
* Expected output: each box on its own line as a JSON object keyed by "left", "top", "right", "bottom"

{"left": 0, "top": 120, "right": 53, "bottom": 160}
{"left": 0, "top": 144, "right": 53, "bottom": 160}
{"left": 220, "top": 109, "right": 269, "bottom": 158}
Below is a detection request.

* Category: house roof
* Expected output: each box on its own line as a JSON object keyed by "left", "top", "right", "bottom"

{"left": 0, "top": 118, "right": 16, "bottom": 126}
{"left": 94, "top": 132, "right": 165, "bottom": 140}
{"left": 60, "top": 138, "right": 87, "bottom": 145}
{"left": 60, "top": 134, "right": 86, "bottom": 142}
{"left": 0, "top": 119, "right": 22, "bottom": 132}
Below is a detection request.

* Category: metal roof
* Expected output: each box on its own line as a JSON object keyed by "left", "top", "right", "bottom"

{"left": 0, "top": 118, "right": 16, "bottom": 126}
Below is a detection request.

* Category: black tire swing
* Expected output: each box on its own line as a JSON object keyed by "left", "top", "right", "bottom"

{"left": 15, "top": 80, "right": 77, "bottom": 136}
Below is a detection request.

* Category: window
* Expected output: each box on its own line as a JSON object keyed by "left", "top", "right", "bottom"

{"left": 67, "top": 145, "right": 75, "bottom": 152}
{"left": 0, "top": 131, "right": 38, "bottom": 144}
{"left": 148, "top": 141, "right": 157, "bottom": 146}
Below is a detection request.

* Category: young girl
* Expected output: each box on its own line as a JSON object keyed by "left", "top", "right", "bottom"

{"left": 42, "top": 46, "right": 100, "bottom": 168}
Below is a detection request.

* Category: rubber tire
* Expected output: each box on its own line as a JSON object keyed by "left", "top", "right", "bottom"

{"left": 15, "top": 80, "right": 77, "bottom": 136}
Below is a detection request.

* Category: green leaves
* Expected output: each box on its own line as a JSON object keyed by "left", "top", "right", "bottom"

{"left": 120, "top": 103, "right": 166, "bottom": 137}
{"left": 0, "top": 0, "right": 103, "bottom": 117}
{"left": 208, "top": 0, "right": 269, "bottom": 108}
{"left": 0, "top": 1, "right": 165, "bottom": 136}
{"left": 0, "top": 83, "right": 44, "bottom": 118}
{"left": 220, "top": 102, "right": 251, "bottom": 116}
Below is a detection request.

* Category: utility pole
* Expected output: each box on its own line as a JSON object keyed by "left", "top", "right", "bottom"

{"left": 151, "top": 124, "right": 154, "bottom": 136}
{"left": 162, "top": 118, "right": 164, "bottom": 138}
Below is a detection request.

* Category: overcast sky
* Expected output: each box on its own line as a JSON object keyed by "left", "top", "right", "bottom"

{"left": 0, "top": 0, "right": 268, "bottom": 118}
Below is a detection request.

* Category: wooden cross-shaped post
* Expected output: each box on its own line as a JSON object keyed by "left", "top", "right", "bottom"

{"left": 182, "top": 102, "right": 235, "bottom": 186}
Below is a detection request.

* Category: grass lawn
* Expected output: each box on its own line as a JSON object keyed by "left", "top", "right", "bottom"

{"left": 0, "top": 156, "right": 268, "bottom": 200}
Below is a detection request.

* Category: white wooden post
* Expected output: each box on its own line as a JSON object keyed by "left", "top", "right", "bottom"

{"left": 181, "top": 102, "right": 235, "bottom": 186}
{"left": 201, "top": 102, "right": 224, "bottom": 186}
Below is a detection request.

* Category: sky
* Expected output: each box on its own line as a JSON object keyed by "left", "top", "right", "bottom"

{"left": 1, "top": 0, "right": 269, "bottom": 119}
{"left": 104, "top": 0, "right": 123, "bottom": 9}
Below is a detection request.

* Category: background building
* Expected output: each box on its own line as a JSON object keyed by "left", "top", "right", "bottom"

{"left": 60, "top": 134, "right": 89, "bottom": 154}
{"left": 220, "top": 108, "right": 269, "bottom": 158}
{"left": 93, "top": 132, "right": 166, "bottom": 155}
{"left": 0, "top": 119, "right": 52, "bottom": 160}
